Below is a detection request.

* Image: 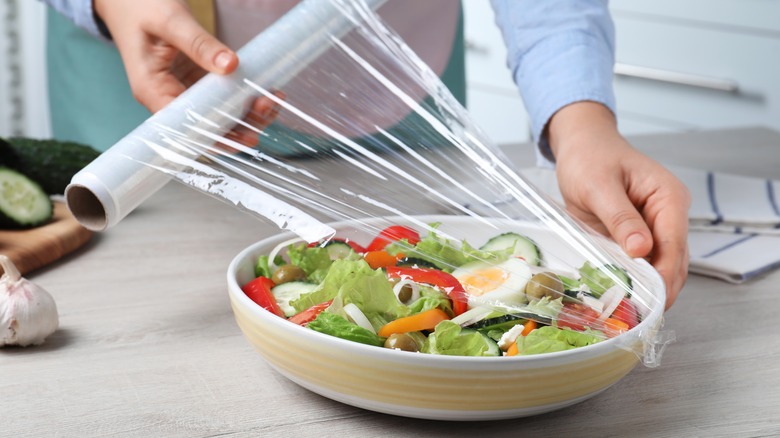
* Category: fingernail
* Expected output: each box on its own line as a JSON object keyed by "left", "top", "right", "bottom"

{"left": 214, "top": 51, "right": 232, "bottom": 70}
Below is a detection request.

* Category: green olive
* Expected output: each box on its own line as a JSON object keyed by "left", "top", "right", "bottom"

{"left": 271, "top": 264, "right": 307, "bottom": 285}
{"left": 384, "top": 333, "right": 420, "bottom": 352}
{"left": 397, "top": 284, "right": 413, "bottom": 303}
{"left": 525, "top": 272, "right": 564, "bottom": 301}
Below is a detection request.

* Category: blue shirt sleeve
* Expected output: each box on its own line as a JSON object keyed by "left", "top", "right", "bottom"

{"left": 42, "top": 0, "right": 108, "bottom": 41}
{"left": 490, "top": 0, "right": 616, "bottom": 167}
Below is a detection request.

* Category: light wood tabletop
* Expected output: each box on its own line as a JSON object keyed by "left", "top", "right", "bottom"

{"left": 3, "top": 127, "right": 780, "bottom": 437}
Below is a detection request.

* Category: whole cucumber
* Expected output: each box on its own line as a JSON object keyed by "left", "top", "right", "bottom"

{"left": 0, "top": 137, "right": 100, "bottom": 195}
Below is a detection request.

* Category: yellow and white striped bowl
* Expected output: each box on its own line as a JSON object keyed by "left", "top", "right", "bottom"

{"left": 227, "top": 216, "right": 666, "bottom": 420}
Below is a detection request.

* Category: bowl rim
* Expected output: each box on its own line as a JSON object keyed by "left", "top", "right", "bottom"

{"left": 227, "top": 214, "right": 666, "bottom": 366}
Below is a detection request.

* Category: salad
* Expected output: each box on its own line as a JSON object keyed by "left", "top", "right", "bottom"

{"left": 241, "top": 224, "right": 641, "bottom": 357}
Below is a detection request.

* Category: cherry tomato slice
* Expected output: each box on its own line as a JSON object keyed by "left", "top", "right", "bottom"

{"left": 556, "top": 303, "right": 600, "bottom": 332}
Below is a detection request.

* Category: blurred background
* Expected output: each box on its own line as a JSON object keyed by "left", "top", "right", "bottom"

{"left": 0, "top": 0, "right": 48, "bottom": 138}
{"left": 1, "top": 1, "right": 778, "bottom": 144}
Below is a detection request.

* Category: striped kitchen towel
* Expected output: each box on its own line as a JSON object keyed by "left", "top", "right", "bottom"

{"left": 687, "top": 231, "right": 780, "bottom": 283}
{"left": 670, "top": 165, "right": 780, "bottom": 235}
{"left": 440, "top": 166, "right": 780, "bottom": 283}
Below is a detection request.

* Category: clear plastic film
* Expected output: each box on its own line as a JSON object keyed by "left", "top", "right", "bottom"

{"left": 67, "top": 0, "right": 672, "bottom": 366}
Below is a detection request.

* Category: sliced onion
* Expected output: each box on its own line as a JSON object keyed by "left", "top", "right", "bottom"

{"left": 343, "top": 303, "right": 376, "bottom": 334}
{"left": 392, "top": 279, "right": 420, "bottom": 304}
{"left": 582, "top": 295, "right": 604, "bottom": 314}
{"left": 597, "top": 285, "right": 625, "bottom": 321}
{"left": 450, "top": 306, "right": 493, "bottom": 327}
{"left": 267, "top": 236, "right": 306, "bottom": 271}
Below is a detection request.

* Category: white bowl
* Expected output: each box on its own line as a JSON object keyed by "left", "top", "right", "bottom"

{"left": 226, "top": 215, "right": 665, "bottom": 420}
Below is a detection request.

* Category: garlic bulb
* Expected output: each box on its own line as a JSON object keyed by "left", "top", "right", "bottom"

{"left": 1, "top": 255, "right": 59, "bottom": 347}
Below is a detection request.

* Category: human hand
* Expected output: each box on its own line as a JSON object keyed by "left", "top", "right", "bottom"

{"left": 547, "top": 102, "right": 691, "bottom": 309}
{"left": 93, "top": 0, "right": 279, "bottom": 146}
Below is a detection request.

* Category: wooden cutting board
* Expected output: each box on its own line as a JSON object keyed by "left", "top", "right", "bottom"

{"left": 0, "top": 202, "right": 93, "bottom": 276}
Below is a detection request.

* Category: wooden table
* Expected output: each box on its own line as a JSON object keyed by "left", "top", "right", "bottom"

{"left": 4, "top": 127, "right": 780, "bottom": 437}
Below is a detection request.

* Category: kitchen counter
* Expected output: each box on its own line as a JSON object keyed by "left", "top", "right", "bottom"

{"left": 3, "top": 127, "right": 780, "bottom": 437}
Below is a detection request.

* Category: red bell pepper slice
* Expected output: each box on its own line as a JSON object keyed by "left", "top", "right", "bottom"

{"left": 288, "top": 300, "right": 333, "bottom": 326}
{"left": 385, "top": 266, "right": 468, "bottom": 316}
{"left": 241, "top": 276, "right": 284, "bottom": 317}
{"left": 366, "top": 225, "right": 421, "bottom": 252}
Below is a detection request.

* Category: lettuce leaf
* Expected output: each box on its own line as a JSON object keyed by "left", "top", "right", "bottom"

{"left": 387, "top": 223, "right": 498, "bottom": 272}
{"left": 407, "top": 285, "right": 453, "bottom": 315}
{"left": 517, "top": 326, "right": 602, "bottom": 356}
{"left": 524, "top": 296, "right": 564, "bottom": 320}
{"left": 325, "top": 268, "right": 410, "bottom": 330}
{"left": 290, "top": 259, "right": 409, "bottom": 329}
{"left": 422, "top": 320, "right": 495, "bottom": 356}
{"left": 286, "top": 243, "right": 333, "bottom": 283}
{"left": 254, "top": 255, "right": 273, "bottom": 278}
{"left": 307, "top": 312, "right": 385, "bottom": 347}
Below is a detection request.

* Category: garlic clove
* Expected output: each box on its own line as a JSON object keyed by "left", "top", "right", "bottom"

{"left": 1, "top": 255, "right": 59, "bottom": 347}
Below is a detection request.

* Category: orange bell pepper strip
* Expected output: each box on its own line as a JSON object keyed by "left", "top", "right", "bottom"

{"left": 378, "top": 308, "right": 450, "bottom": 338}
{"left": 521, "top": 320, "right": 537, "bottom": 336}
{"left": 603, "top": 317, "right": 630, "bottom": 338}
{"left": 364, "top": 250, "right": 404, "bottom": 270}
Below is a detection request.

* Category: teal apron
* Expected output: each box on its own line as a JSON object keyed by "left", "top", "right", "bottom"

{"left": 46, "top": 7, "right": 465, "bottom": 153}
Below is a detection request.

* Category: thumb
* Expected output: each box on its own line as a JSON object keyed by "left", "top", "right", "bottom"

{"left": 159, "top": 12, "right": 238, "bottom": 75}
{"left": 590, "top": 188, "right": 654, "bottom": 258}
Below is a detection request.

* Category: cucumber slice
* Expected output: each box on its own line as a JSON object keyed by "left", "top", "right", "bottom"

{"left": 470, "top": 314, "right": 527, "bottom": 332}
{"left": 323, "top": 241, "right": 356, "bottom": 260}
{"left": 271, "top": 281, "right": 319, "bottom": 317}
{"left": 460, "top": 328, "right": 501, "bottom": 357}
{"left": 395, "top": 257, "right": 441, "bottom": 270}
{"left": 480, "top": 232, "right": 542, "bottom": 266}
{"left": 0, "top": 167, "right": 53, "bottom": 229}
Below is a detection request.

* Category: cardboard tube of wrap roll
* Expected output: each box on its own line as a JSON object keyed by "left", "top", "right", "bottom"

{"left": 66, "top": 0, "right": 387, "bottom": 231}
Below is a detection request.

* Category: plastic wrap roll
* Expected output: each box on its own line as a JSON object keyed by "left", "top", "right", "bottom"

{"left": 66, "top": 0, "right": 388, "bottom": 233}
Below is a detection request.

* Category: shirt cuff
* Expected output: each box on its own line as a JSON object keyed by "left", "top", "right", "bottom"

{"left": 44, "top": 0, "right": 111, "bottom": 41}
{"left": 515, "top": 31, "right": 616, "bottom": 167}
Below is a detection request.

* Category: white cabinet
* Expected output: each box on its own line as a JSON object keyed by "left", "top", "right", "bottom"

{"left": 611, "top": 0, "right": 780, "bottom": 135}
{"left": 462, "top": 2, "right": 531, "bottom": 146}
{"left": 462, "top": 1, "right": 780, "bottom": 141}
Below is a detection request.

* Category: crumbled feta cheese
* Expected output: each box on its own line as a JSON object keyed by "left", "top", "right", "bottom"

{"left": 498, "top": 323, "right": 526, "bottom": 350}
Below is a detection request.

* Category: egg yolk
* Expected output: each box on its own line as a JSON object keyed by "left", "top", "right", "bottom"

{"left": 456, "top": 267, "right": 508, "bottom": 297}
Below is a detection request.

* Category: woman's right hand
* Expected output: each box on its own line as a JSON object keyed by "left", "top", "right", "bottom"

{"left": 94, "top": 0, "right": 237, "bottom": 112}
{"left": 93, "top": 0, "right": 280, "bottom": 146}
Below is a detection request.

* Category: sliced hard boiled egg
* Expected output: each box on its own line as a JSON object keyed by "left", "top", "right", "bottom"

{"left": 451, "top": 257, "right": 532, "bottom": 308}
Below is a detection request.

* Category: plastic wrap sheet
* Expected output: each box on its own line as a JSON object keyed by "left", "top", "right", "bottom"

{"left": 68, "top": 0, "right": 672, "bottom": 365}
